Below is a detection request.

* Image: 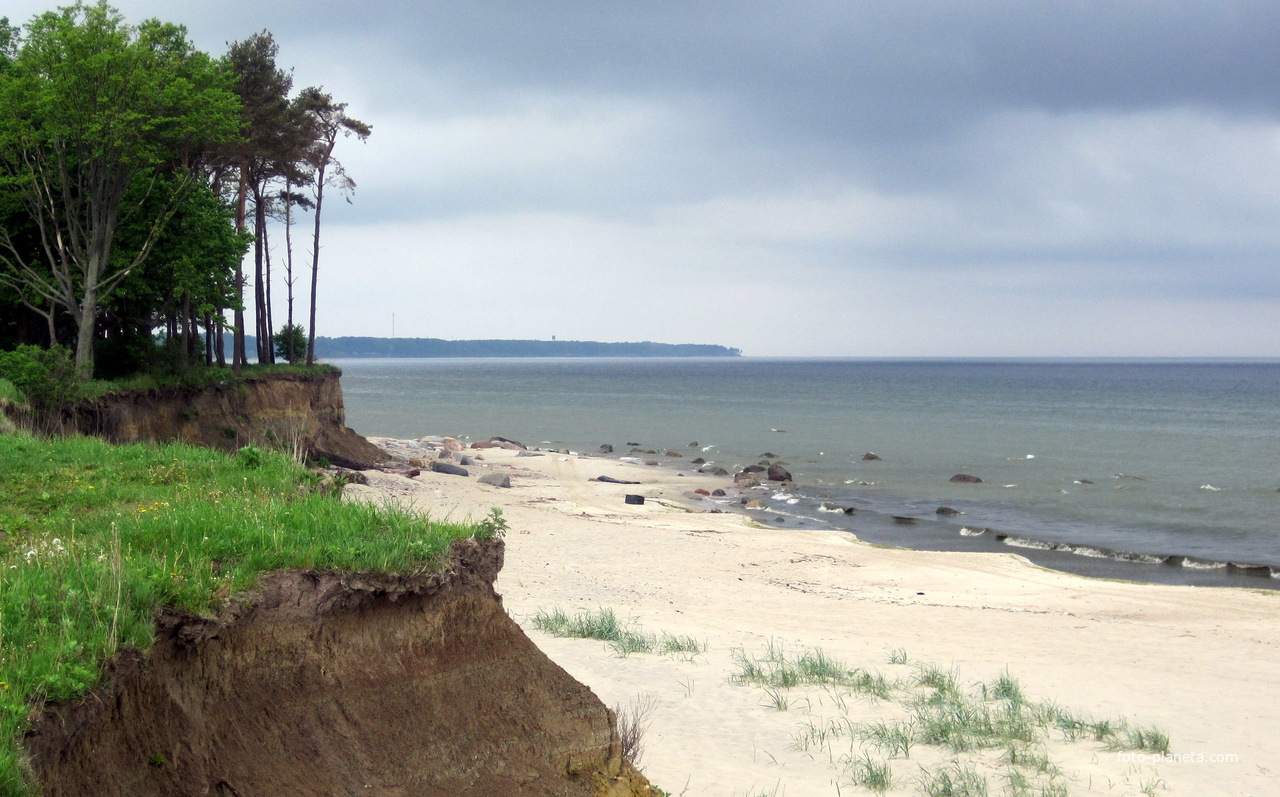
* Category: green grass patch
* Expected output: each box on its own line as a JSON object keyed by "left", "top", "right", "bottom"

{"left": 530, "top": 607, "right": 707, "bottom": 659}
{"left": 0, "top": 432, "right": 492, "bottom": 796}
{"left": 78, "top": 362, "right": 340, "bottom": 401}
{"left": 731, "top": 645, "right": 1172, "bottom": 797}
{"left": 0, "top": 379, "right": 24, "bottom": 406}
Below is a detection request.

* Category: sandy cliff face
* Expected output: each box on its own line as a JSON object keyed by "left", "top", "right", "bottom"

{"left": 24, "top": 539, "right": 650, "bottom": 796}
{"left": 69, "top": 371, "right": 385, "bottom": 468}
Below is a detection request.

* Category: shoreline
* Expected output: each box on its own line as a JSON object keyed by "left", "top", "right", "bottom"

{"left": 344, "top": 435, "right": 1279, "bottom": 796}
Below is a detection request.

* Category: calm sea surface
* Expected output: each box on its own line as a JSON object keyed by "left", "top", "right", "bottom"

{"left": 334, "top": 358, "right": 1280, "bottom": 588}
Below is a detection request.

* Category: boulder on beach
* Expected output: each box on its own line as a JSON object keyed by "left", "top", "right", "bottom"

{"left": 734, "top": 472, "right": 762, "bottom": 488}
{"left": 711, "top": 488, "right": 726, "bottom": 497}
{"left": 705, "top": 467, "right": 730, "bottom": 476}
{"left": 665, "top": 451, "right": 683, "bottom": 458}
{"left": 441, "top": 437, "right": 464, "bottom": 453}
{"left": 430, "top": 461, "right": 469, "bottom": 477}
{"left": 742, "top": 464, "right": 766, "bottom": 474}
{"left": 744, "top": 499, "right": 765, "bottom": 508}
{"left": 599, "top": 444, "right": 614, "bottom": 454}
{"left": 862, "top": 452, "right": 883, "bottom": 461}
{"left": 477, "top": 473, "right": 511, "bottom": 488}
{"left": 403, "top": 469, "right": 421, "bottom": 479}
{"left": 691, "top": 457, "right": 706, "bottom": 465}
{"left": 688, "top": 441, "right": 700, "bottom": 447}
{"left": 458, "top": 455, "right": 475, "bottom": 466}
{"left": 767, "top": 464, "right": 793, "bottom": 482}
{"left": 624, "top": 494, "right": 645, "bottom": 505}
{"left": 489, "top": 436, "right": 526, "bottom": 450}
{"left": 597, "top": 475, "right": 641, "bottom": 485}
{"left": 950, "top": 474, "right": 983, "bottom": 483}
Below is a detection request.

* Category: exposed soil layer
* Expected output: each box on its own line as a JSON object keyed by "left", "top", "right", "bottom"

{"left": 24, "top": 539, "right": 650, "bottom": 796}
{"left": 68, "top": 371, "right": 385, "bottom": 468}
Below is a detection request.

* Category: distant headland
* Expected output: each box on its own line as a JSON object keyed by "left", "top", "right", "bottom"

{"left": 236, "top": 335, "right": 742, "bottom": 358}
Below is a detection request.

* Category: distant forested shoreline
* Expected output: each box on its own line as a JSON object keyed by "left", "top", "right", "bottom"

{"left": 232, "top": 335, "right": 742, "bottom": 358}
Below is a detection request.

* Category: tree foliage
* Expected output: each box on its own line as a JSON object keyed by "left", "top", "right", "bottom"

{"left": 0, "top": 1, "right": 241, "bottom": 378}
{"left": 0, "top": 5, "right": 371, "bottom": 384}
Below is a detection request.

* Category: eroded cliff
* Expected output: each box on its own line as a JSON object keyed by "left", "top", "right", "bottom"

{"left": 23, "top": 539, "right": 651, "bottom": 796}
{"left": 68, "top": 370, "right": 385, "bottom": 468}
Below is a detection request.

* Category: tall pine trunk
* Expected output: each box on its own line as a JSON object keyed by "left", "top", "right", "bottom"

{"left": 306, "top": 152, "right": 330, "bottom": 367}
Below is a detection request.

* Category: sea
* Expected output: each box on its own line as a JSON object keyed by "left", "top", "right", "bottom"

{"left": 333, "top": 357, "right": 1280, "bottom": 590}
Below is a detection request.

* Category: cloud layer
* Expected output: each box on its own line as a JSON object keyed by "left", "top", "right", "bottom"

{"left": 7, "top": 0, "right": 1280, "bottom": 354}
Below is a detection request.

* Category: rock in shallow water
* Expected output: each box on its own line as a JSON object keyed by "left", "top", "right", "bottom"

{"left": 950, "top": 473, "right": 983, "bottom": 483}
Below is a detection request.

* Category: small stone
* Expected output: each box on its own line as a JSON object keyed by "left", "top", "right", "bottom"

{"left": 711, "top": 489, "right": 726, "bottom": 497}
{"left": 430, "top": 461, "right": 469, "bottom": 477}
{"left": 689, "top": 441, "right": 700, "bottom": 447}
{"left": 458, "top": 455, "right": 475, "bottom": 466}
{"left": 477, "top": 473, "right": 511, "bottom": 488}
{"left": 624, "top": 494, "right": 645, "bottom": 505}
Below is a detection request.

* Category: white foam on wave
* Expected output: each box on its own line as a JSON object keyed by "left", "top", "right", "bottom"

{"left": 1003, "top": 536, "right": 1054, "bottom": 551}
{"left": 1183, "top": 559, "right": 1227, "bottom": 570}
{"left": 959, "top": 527, "right": 987, "bottom": 537}
{"left": 619, "top": 457, "right": 644, "bottom": 464}
{"left": 772, "top": 492, "right": 794, "bottom": 501}
{"left": 817, "top": 503, "right": 844, "bottom": 513}
{"left": 1199, "top": 484, "right": 1223, "bottom": 491}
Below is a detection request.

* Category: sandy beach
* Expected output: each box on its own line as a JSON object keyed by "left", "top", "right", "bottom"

{"left": 345, "top": 440, "right": 1279, "bottom": 797}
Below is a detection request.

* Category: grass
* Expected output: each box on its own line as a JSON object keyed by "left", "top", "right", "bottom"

{"left": 530, "top": 607, "right": 707, "bottom": 659}
{"left": 614, "top": 693, "right": 658, "bottom": 767}
{"left": 0, "top": 379, "right": 23, "bottom": 406}
{"left": 78, "top": 362, "right": 340, "bottom": 401}
{"left": 731, "top": 645, "right": 1173, "bottom": 797}
{"left": 0, "top": 431, "right": 494, "bottom": 797}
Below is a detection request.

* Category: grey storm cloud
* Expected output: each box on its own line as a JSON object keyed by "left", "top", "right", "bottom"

{"left": 6, "top": 0, "right": 1279, "bottom": 354}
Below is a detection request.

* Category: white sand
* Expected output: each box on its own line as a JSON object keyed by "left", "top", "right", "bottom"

{"left": 346, "top": 444, "right": 1280, "bottom": 797}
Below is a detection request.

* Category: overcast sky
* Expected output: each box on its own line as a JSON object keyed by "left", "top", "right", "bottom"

{"left": 9, "top": 1, "right": 1280, "bottom": 356}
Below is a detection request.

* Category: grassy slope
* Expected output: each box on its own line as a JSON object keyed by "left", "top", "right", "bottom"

{"left": 0, "top": 432, "right": 491, "bottom": 795}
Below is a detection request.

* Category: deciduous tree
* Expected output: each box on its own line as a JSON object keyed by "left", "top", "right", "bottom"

{"left": 0, "top": 2, "right": 240, "bottom": 378}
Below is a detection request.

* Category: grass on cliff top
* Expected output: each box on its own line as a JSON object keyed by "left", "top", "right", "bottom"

{"left": 78, "top": 362, "right": 340, "bottom": 401}
{"left": 0, "top": 431, "right": 494, "bottom": 796}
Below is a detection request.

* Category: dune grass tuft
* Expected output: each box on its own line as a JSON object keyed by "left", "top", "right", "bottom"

{"left": 530, "top": 607, "right": 707, "bottom": 659}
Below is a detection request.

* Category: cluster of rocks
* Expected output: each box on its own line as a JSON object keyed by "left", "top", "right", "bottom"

{"left": 363, "top": 435, "right": 539, "bottom": 489}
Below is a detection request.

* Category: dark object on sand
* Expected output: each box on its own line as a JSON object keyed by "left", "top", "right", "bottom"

{"left": 862, "top": 452, "right": 883, "bottom": 461}
{"left": 430, "top": 461, "right": 469, "bottom": 477}
{"left": 950, "top": 474, "right": 983, "bottom": 483}
{"left": 624, "top": 494, "right": 645, "bottom": 505}
{"left": 477, "top": 473, "right": 511, "bottom": 488}
{"left": 597, "top": 475, "right": 641, "bottom": 485}
{"left": 404, "top": 469, "right": 422, "bottom": 479}
{"left": 936, "top": 506, "right": 960, "bottom": 516}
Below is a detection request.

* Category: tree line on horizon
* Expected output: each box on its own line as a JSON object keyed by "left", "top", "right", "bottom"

{"left": 231, "top": 335, "right": 743, "bottom": 359}
{"left": 0, "top": 1, "right": 370, "bottom": 381}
